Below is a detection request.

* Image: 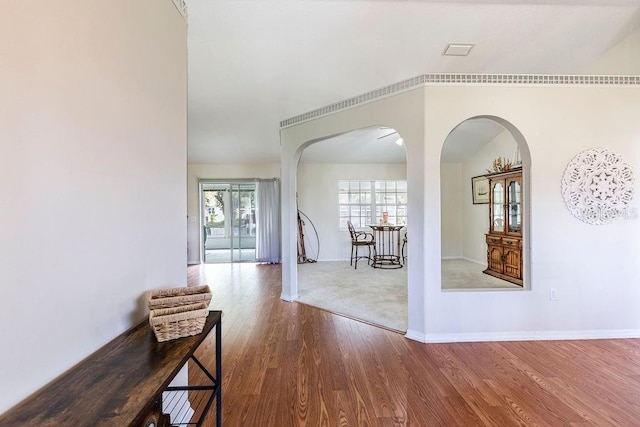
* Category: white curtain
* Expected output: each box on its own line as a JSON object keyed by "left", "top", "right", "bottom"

{"left": 255, "top": 178, "right": 281, "bottom": 263}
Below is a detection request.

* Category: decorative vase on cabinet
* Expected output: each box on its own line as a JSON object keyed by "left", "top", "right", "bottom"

{"left": 483, "top": 167, "right": 523, "bottom": 286}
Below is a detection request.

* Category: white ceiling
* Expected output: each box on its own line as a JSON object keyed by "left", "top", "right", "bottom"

{"left": 441, "top": 118, "right": 507, "bottom": 162}
{"left": 187, "top": 0, "right": 640, "bottom": 164}
{"left": 299, "top": 127, "right": 407, "bottom": 164}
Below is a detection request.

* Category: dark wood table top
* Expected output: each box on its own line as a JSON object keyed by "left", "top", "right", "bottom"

{"left": 368, "top": 224, "right": 404, "bottom": 230}
{"left": 0, "top": 310, "right": 222, "bottom": 426}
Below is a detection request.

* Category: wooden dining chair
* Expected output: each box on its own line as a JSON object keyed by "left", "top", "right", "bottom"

{"left": 347, "top": 220, "right": 375, "bottom": 269}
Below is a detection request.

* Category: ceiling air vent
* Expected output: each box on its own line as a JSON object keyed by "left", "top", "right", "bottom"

{"left": 443, "top": 43, "right": 474, "bottom": 56}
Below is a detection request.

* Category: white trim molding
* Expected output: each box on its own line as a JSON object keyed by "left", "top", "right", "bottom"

{"left": 420, "top": 329, "right": 640, "bottom": 344}
{"left": 280, "top": 73, "right": 640, "bottom": 128}
{"left": 405, "top": 329, "right": 429, "bottom": 343}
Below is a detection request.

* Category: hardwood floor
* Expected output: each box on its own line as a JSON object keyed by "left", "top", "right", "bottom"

{"left": 188, "top": 263, "right": 640, "bottom": 426}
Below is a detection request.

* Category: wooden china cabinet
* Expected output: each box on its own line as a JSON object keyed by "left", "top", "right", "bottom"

{"left": 483, "top": 167, "right": 523, "bottom": 286}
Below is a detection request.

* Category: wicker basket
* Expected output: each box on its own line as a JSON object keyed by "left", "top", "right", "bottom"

{"left": 149, "top": 302, "right": 210, "bottom": 342}
{"left": 148, "top": 285, "right": 211, "bottom": 310}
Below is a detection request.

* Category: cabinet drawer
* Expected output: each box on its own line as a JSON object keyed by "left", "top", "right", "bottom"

{"left": 502, "top": 237, "right": 521, "bottom": 248}
{"left": 486, "top": 235, "right": 502, "bottom": 245}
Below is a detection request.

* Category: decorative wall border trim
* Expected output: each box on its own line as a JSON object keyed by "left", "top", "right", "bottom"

{"left": 280, "top": 73, "right": 640, "bottom": 128}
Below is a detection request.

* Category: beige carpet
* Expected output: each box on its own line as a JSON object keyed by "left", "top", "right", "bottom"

{"left": 297, "top": 259, "right": 520, "bottom": 332}
{"left": 297, "top": 261, "right": 408, "bottom": 332}
{"left": 441, "top": 258, "right": 521, "bottom": 289}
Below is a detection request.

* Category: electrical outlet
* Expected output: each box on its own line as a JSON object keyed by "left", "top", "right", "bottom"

{"left": 550, "top": 288, "right": 558, "bottom": 301}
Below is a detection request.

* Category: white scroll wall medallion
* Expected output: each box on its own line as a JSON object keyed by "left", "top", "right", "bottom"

{"left": 561, "top": 148, "right": 634, "bottom": 225}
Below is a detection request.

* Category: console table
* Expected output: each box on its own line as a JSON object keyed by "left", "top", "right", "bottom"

{"left": 0, "top": 310, "right": 222, "bottom": 426}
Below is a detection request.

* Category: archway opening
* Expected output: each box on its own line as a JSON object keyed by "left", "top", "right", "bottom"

{"left": 440, "top": 116, "right": 531, "bottom": 290}
{"left": 295, "top": 125, "right": 409, "bottom": 331}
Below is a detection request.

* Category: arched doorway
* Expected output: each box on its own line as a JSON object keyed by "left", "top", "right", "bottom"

{"left": 295, "top": 126, "right": 409, "bottom": 331}
{"left": 440, "top": 115, "right": 531, "bottom": 290}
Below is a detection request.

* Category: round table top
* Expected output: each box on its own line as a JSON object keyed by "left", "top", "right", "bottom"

{"left": 369, "top": 224, "right": 404, "bottom": 230}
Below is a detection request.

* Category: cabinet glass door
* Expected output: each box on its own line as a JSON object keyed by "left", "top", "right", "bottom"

{"left": 507, "top": 179, "right": 521, "bottom": 234}
{"left": 492, "top": 181, "right": 505, "bottom": 233}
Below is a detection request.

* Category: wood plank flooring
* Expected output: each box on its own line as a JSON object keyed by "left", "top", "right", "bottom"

{"left": 187, "top": 263, "right": 640, "bottom": 426}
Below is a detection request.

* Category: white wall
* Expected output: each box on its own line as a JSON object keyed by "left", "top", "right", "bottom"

{"left": 282, "top": 82, "right": 640, "bottom": 343}
{"left": 0, "top": 1, "right": 187, "bottom": 413}
{"left": 280, "top": 89, "right": 427, "bottom": 339}
{"left": 423, "top": 84, "right": 640, "bottom": 341}
{"left": 186, "top": 163, "right": 280, "bottom": 264}
{"left": 440, "top": 162, "right": 463, "bottom": 259}
{"left": 297, "top": 163, "right": 407, "bottom": 261}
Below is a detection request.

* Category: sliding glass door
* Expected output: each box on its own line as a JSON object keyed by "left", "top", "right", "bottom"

{"left": 201, "top": 181, "right": 256, "bottom": 263}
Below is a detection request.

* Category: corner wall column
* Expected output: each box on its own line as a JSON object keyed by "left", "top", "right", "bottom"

{"left": 280, "top": 145, "right": 299, "bottom": 301}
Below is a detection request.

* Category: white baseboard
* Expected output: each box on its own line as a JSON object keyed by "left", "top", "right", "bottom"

{"left": 404, "top": 329, "right": 428, "bottom": 342}
{"left": 280, "top": 292, "right": 298, "bottom": 302}
{"left": 421, "top": 329, "right": 640, "bottom": 343}
{"left": 461, "top": 256, "right": 486, "bottom": 266}
{"left": 441, "top": 256, "right": 486, "bottom": 266}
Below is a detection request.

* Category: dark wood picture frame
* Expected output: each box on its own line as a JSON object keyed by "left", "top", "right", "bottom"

{"left": 471, "top": 175, "right": 490, "bottom": 204}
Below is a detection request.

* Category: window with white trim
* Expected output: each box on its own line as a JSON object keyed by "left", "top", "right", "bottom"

{"left": 338, "top": 180, "right": 407, "bottom": 229}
